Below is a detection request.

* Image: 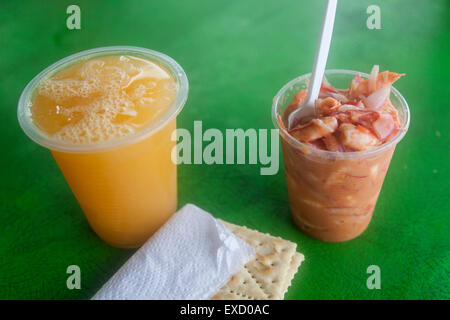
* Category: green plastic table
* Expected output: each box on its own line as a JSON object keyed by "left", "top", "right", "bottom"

{"left": 0, "top": 0, "right": 448, "bottom": 299}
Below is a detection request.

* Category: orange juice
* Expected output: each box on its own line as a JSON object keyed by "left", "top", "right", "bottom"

{"left": 18, "top": 47, "right": 188, "bottom": 248}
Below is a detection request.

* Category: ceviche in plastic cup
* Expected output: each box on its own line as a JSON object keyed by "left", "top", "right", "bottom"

{"left": 272, "top": 67, "right": 410, "bottom": 242}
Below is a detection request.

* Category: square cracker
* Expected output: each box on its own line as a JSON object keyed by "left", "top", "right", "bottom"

{"left": 211, "top": 267, "right": 266, "bottom": 300}
{"left": 281, "top": 252, "right": 304, "bottom": 298}
{"left": 218, "top": 220, "right": 300, "bottom": 300}
{"left": 213, "top": 251, "right": 304, "bottom": 300}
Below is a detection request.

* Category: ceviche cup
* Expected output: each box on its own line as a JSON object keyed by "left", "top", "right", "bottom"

{"left": 272, "top": 70, "right": 410, "bottom": 242}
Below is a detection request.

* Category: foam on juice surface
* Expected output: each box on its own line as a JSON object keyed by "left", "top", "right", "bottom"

{"left": 32, "top": 55, "right": 177, "bottom": 144}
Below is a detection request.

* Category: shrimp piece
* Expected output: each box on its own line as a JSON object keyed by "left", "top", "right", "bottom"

{"left": 375, "top": 71, "right": 405, "bottom": 91}
{"left": 338, "top": 123, "right": 380, "bottom": 151}
{"left": 334, "top": 110, "right": 379, "bottom": 128}
{"left": 349, "top": 110, "right": 379, "bottom": 124}
{"left": 348, "top": 69, "right": 405, "bottom": 99}
{"left": 337, "top": 104, "right": 364, "bottom": 112}
{"left": 289, "top": 116, "right": 338, "bottom": 142}
{"left": 334, "top": 112, "right": 351, "bottom": 123}
{"left": 348, "top": 73, "right": 368, "bottom": 99}
{"left": 322, "top": 133, "right": 341, "bottom": 151}
{"left": 316, "top": 97, "right": 341, "bottom": 116}
{"left": 372, "top": 112, "right": 396, "bottom": 140}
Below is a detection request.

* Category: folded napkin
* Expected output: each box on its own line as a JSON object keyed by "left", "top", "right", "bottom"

{"left": 92, "top": 204, "right": 256, "bottom": 300}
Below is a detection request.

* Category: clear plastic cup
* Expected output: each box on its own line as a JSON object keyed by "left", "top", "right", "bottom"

{"left": 272, "top": 70, "right": 410, "bottom": 242}
{"left": 18, "top": 46, "right": 188, "bottom": 248}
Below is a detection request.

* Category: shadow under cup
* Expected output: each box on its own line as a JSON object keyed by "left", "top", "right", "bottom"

{"left": 272, "top": 70, "right": 410, "bottom": 242}
{"left": 17, "top": 47, "right": 188, "bottom": 248}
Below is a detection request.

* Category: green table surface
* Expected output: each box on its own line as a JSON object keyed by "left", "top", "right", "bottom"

{"left": 0, "top": 0, "right": 448, "bottom": 300}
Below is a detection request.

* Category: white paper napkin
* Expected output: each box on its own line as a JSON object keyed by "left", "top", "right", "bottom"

{"left": 92, "top": 204, "right": 256, "bottom": 300}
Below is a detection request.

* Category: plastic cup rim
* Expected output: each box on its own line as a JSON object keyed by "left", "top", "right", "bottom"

{"left": 17, "top": 46, "right": 189, "bottom": 153}
{"left": 271, "top": 69, "right": 410, "bottom": 159}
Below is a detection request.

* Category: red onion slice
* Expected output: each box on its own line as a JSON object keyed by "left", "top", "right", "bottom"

{"left": 363, "top": 85, "right": 391, "bottom": 109}
{"left": 368, "top": 65, "right": 379, "bottom": 94}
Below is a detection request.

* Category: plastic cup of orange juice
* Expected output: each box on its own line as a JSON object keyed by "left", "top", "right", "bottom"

{"left": 17, "top": 46, "right": 188, "bottom": 248}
